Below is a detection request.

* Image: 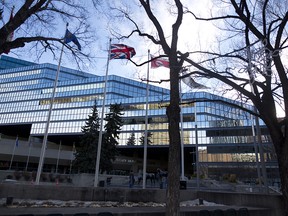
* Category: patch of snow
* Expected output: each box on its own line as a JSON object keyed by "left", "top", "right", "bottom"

{"left": 0, "top": 198, "right": 224, "bottom": 208}
{"left": 180, "top": 199, "right": 224, "bottom": 207}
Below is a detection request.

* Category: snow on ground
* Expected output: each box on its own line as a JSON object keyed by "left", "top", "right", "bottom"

{"left": 180, "top": 199, "right": 224, "bottom": 207}
{"left": 0, "top": 198, "right": 224, "bottom": 208}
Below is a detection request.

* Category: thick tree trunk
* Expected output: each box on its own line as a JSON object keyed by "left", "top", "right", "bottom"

{"left": 275, "top": 138, "right": 288, "bottom": 216}
{"left": 166, "top": 66, "right": 181, "bottom": 216}
{"left": 166, "top": 104, "right": 181, "bottom": 216}
{"left": 264, "top": 115, "right": 288, "bottom": 216}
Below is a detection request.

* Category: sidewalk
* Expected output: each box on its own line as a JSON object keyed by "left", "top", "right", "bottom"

{"left": 0, "top": 205, "right": 270, "bottom": 216}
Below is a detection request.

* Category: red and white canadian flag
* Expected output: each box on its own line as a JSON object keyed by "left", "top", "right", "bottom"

{"left": 150, "top": 55, "right": 170, "bottom": 69}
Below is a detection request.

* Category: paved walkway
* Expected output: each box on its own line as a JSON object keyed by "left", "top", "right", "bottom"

{"left": 0, "top": 205, "right": 270, "bottom": 216}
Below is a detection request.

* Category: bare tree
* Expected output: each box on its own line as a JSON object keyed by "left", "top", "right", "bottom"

{"left": 109, "top": 0, "right": 187, "bottom": 215}
{"left": 107, "top": 0, "right": 288, "bottom": 215}
{"left": 0, "top": 0, "right": 100, "bottom": 67}
{"left": 4, "top": 0, "right": 288, "bottom": 215}
{"left": 182, "top": 1, "right": 288, "bottom": 214}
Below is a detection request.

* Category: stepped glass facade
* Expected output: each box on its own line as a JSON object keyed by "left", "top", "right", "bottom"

{"left": 0, "top": 55, "right": 279, "bottom": 187}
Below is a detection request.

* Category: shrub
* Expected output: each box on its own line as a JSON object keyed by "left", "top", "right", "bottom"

{"left": 222, "top": 173, "right": 230, "bottom": 180}
{"left": 23, "top": 172, "right": 31, "bottom": 181}
{"left": 31, "top": 171, "right": 36, "bottom": 180}
{"left": 256, "top": 177, "right": 263, "bottom": 185}
{"left": 6, "top": 175, "right": 13, "bottom": 179}
{"left": 49, "top": 173, "right": 56, "bottom": 182}
{"left": 200, "top": 174, "right": 206, "bottom": 179}
{"left": 229, "top": 174, "right": 237, "bottom": 183}
{"left": 14, "top": 171, "right": 22, "bottom": 180}
{"left": 57, "top": 175, "right": 65, "bottom": 183}
{"left": 66, "top": 176, "right": 72, "bottom": 183}
{"left": 41, "top": 173, "right": 48, "bottom": 181}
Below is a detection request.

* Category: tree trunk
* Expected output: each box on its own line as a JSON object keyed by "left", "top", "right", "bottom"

{"left": 260, "top": 106, "right": 287, "bottom": 215}
{"left": 166, "top": 67, "right": 181, "bottom": 216}
{"left": 275, "top": 138, "right": 288, "bottom": 216}
{"left": 263, "top": 113, "right": 287, "bottom": 216}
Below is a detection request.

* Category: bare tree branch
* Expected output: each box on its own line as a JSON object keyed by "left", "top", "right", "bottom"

{"left": 0, "top": 0, "right": 96, "bottom": 69}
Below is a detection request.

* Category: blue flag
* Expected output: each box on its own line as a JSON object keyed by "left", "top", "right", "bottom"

{"left": 64, "top": 29, "right": 81, "bottom": 50}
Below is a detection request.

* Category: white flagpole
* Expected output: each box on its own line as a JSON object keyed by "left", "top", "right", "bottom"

{"left": 69, "top": 142, "right": 75, "bottom": 174}
{"left": 142, "top": 50, "right": 150, "bottom": 189}
{"left": 94, "top": 38, "right": 111, "bottom": 187}
{"left": 56, "top": 140, "right": 62, "bottom": 173}
{"left": 9, "top": 136, "right": 18, "bottom": 170}
{"left": 179, "top": 80, "right": 185, "bottom": 180}
{"left": 35, "top": 24, "right": 68, "bottom": 185}
{"left": 195, "top": 102, "right": 200, "bottom": 189}
{"left": 247, "top": 42, "right": 268, "bottom": 191}
{"left": 25, "top": 136, "right": 32, "bottom": 171}
{"left": 250, "top": 114, "right": 261, "bottom": 183}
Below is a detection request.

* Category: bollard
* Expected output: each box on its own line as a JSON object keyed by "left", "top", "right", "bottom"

{"left": 6, "top": 197, "right": 13, "bottom": 205}
{"left": 99, "top": 180, "right": 105, "bottom": 187}
{"left": 180, "top": 180, "right": 187, "bottom": 190}
{"left": 199, "top": 198, "right": 204, "bottom": 205}
{"left": 119, "top": 195, "right": 125, "bottom": 204}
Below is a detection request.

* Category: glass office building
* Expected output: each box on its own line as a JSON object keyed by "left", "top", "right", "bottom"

{"left": 0, "top": 55, "right": 279, "bottom": 184}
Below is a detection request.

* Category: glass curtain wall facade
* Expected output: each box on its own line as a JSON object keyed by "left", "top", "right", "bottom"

{"left": 0, "top": 56, "right": 279, "bottom": 185}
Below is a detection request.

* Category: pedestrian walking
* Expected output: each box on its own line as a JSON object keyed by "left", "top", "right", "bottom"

{"left": 129, "top": 171, "right": 135, "bottom": 188}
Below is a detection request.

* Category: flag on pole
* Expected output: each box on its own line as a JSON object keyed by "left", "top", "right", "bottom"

{"left": 3, "top": 6, "right": 14, "bottom": 54}
{"left": 110, "top": 44, "right": 136, "bottom": 59}
{"left": 181, "top": 69, "right": 209, "bottom": 89}
{"left": 64, "top": 29, "right": 81, "bottom": 50}
{"left": 151, "top": 55, "right": 169, "bottom": 68}
{"left": 35, "top": 25, "right": 70, "bottom": 185}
